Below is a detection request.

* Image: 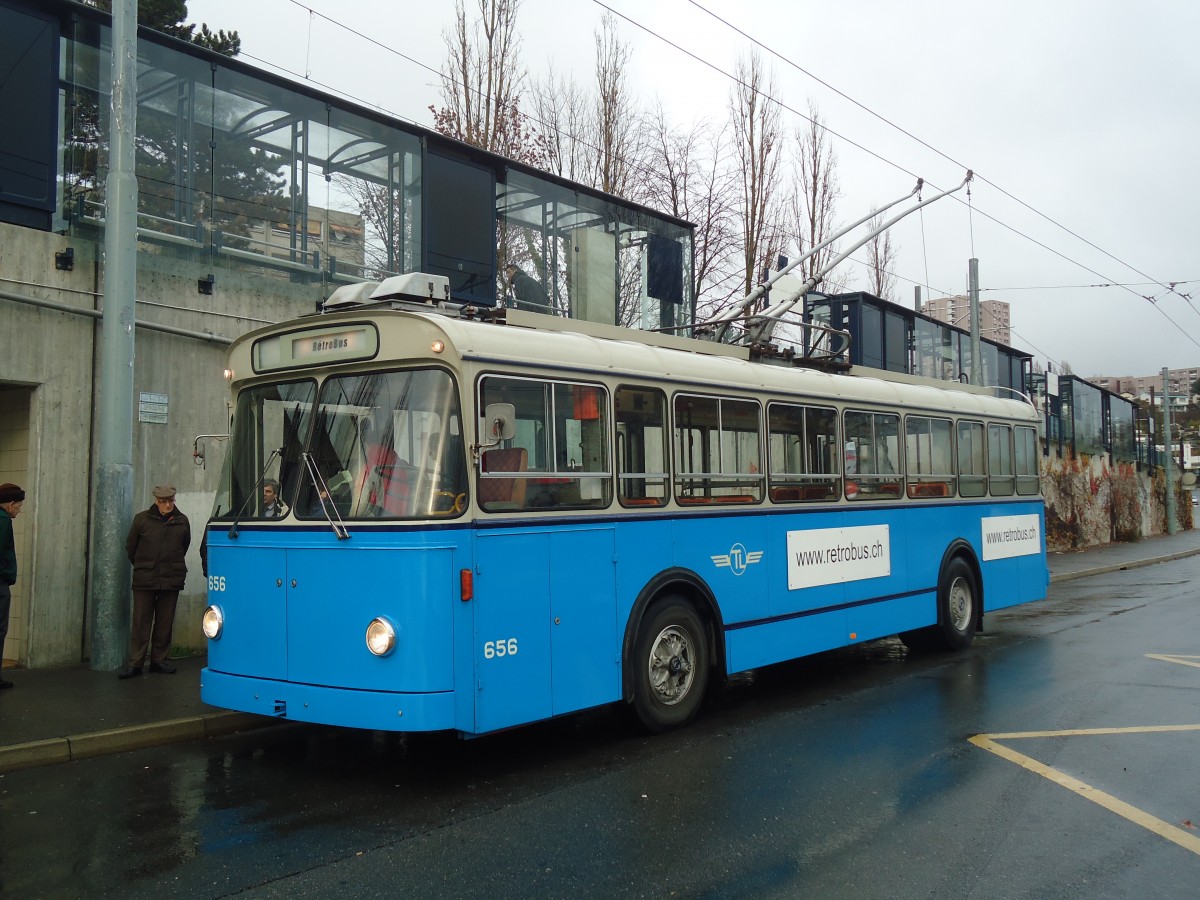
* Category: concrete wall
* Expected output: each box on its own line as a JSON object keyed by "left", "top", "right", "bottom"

{"left": 0, "top": 388, "right": 32, "bottom": 666}
{"left": 0, "top": 222, "right": 320, "bottom": 667}
{"left": 0, "top": 228, "right": 97, "bottom": 667}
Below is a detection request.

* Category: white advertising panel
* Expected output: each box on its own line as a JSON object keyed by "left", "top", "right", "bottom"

{"left": 787, "top": 525, "right": 891, "bottom": 590}
{"left": 981, "top": 514, "right": 1042, "bottom": 560}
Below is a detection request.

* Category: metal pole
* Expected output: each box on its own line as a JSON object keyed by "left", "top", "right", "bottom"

{"left": 968, "top": 258, "right": 982, "bottom": 385}
{"left": 1162, "top": 367, "right": 1178, "bottom": 534}
{"left": 90, "top": 0, "right": 139, "bottom": 670}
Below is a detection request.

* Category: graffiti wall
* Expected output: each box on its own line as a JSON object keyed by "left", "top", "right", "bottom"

{"left": 1041, "top": 449, "right": 1194, "bottom": 552}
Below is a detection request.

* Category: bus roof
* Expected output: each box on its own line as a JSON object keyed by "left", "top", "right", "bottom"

{"left": 231, "top": 305, "right": 1038, "bottom": 423}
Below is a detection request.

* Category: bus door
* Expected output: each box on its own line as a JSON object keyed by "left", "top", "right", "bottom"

{"left": 473, "top": 526, "right": 617, "bottom": 733}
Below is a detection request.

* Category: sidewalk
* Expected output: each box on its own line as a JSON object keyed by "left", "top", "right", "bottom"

{"left": 3, "top": 528, "right": 1200, "bottom": 774}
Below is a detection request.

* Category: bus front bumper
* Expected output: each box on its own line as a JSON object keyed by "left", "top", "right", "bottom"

{"left": 201, "top": 668, "right": 458, "bottom": 732}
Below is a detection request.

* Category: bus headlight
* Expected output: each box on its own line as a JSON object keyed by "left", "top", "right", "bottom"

{"left": 365, "top": 617, "right": 397, "bottom": 656}
{"left": 202, "top": 605, "right": 224, "bottom": 640}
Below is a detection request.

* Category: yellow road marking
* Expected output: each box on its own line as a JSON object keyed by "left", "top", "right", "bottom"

{"left": 1146, "top": 653, "right": 1200, "bottom": 669}
{"left": 970, "top": 726, "right": 1200, "bottom": 856}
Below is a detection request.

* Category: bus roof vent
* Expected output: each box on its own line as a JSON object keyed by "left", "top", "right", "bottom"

{"left": 371, "top": 273, "right": 451, "bottom": 304}
{"left": 323, "top": 281, "right": 380, "bottom": 310}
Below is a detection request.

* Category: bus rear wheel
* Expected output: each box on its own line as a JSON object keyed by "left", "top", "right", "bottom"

{"left": 900, "top": 556, "right": 978, "bottom": 653}
{"left": 631, "top": 597, "right": 709, "bottom": 733}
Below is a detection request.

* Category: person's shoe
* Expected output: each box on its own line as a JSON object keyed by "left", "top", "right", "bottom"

{"left": 117, "top": 666, "right": 142, "bottom": 679}
{"left": 148, "top": 662, "right": 177, "bottom": 675}
{"left": 0, "top": 678, "right": 13, "bottom": 689}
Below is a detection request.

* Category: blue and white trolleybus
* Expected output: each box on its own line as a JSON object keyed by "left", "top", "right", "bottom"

{"left": 200, "top": 274, "right": 1048, "bottom": 735}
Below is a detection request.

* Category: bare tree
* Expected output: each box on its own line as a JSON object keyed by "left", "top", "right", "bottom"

{"left": 863, "top": 212, "right": 898, "bottom": 300}
{"left": 787, "top": 100, "right": 846, "bottom": 293}
{"left": 429, "top": 0, "right": 539, "bottom": 162}
{"left": 593, "top": 12, "right": 645, "bottom": 201}
{"left": 528, "top": 64, "right": 594, "bottom": 182}
{"left": 645, "top": 104, "right": 742, "bottom": 318}
{"left": 729, "top": 50, "right": 785, "bottom": 304}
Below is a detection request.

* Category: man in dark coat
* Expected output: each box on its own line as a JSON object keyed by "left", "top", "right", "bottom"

{"left": 118, "top": 484, "right": 191, "bottom": 678}
{"left": 505, "top": 264, "right": 549, "bottom": 312}
{"left": 0, "top": 482, "right": 25, "bottom": 690}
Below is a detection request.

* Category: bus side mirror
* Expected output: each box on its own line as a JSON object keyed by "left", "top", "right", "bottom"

{"left": 471, "top": 403, "right": 516, "bottom": 459}
{"left": 484, "top": 403, "right": 517, "bottom": 441}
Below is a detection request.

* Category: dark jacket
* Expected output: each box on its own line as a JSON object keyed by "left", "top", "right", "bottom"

{"left": 0, "top": 508, "right": 15, "bottom": 586}
{"left": 509, "top": 269, "right": 549, "bottom": 312}
{"left": 126, "top": 504, "right": 191, "bottom": 591}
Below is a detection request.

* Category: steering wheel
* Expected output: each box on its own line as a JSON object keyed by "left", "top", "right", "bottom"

{"left": 434, "top": 491, "right": 467, "bottom": 514}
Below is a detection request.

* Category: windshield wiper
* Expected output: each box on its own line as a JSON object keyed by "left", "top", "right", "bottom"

{"left": 303, "top": 451, "right": 351, "bottom": 540}
{"left": 227, "top": 447, "right": 281, "bottom": 539}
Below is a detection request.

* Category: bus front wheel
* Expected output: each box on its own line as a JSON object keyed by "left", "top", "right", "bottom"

{"left": 631, "top": 597, "right": 709, "bottom": 733}
{"left": 901, "top": 556, "right": 978, "bottom": 653}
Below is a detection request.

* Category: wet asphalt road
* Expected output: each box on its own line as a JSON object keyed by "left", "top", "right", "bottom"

{"left": 3, "top": 557, "right": 1199, "bottom": 899}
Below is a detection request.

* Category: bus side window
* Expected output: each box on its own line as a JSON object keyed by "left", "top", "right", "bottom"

{"left": 988, "top": 423, "right": 1015, "bottom": 496}
{"left": 904, "top": 415, "right": 955, "bottom": 499}
{"left": 957, "top": 420, "right": 987, "bottom": 497}
{"left": 1014, "top": 425, "right": 1040, "bottom": 495}
{"left": 844, "top": 410, "right": 902, "bottom": 500}
{"left": 477, "top": 375, "right": 611, "bottom": 511}
{"left": 768, "top": 402, "right": 840, "bottom": 502}
{"left": 673, "top": 393, "right": 763, "bottom": 504}
{"left": 616, "top": 386, "right": 669, "bottom": 507}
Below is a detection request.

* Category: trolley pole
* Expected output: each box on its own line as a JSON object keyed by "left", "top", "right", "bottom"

{"left": 90, "top": 0, "right": 139, "bottom": 669}
{"left": 1162, "top": 367, "right": 1178, "bottom": 535}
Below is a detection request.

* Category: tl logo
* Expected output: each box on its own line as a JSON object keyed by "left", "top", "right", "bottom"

{"left": 711, "top": 543, "right": 764, "bottom": 576}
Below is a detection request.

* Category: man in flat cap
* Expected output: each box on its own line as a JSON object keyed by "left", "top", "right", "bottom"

{"left": 118, "top": 484, "right": 191, "bottom": 679}
{"left": 0, "top": 482, "right": 25, "bottom": 690}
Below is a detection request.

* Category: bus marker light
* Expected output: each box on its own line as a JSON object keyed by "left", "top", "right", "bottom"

{"left": 431, "top": 340, "right": 445, "bottom": 353}
{"left": 849, "top": 632, "right": 857, "bottom": 640}
{"left": 460, "top": 568, "right": 474, "bottom": 601}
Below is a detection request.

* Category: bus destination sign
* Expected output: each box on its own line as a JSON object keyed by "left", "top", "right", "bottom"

{"left": 252, "top": 323, "right": 379, "bottom": 372}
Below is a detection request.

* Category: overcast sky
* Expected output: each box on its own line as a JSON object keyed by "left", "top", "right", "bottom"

{"left": 187, "top": 0, "right": 1200, "bottom": 378}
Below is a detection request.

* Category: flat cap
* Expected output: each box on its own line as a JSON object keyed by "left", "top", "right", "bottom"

{"left": 152, "top": 484, "right": 177, "bottom": 499}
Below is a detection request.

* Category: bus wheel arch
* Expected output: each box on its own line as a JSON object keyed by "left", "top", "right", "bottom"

{"left": 622, "top": 569, "right": 723, "bottom": 731}
{"left": 900, "top": 541, "right": 982, "bottom": 653}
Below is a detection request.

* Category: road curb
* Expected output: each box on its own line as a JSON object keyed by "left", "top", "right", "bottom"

{"left": 0, "top": 711, "right": 276, "bottom": 774}
{"left": 1050, "top": 547, "right": 1200, "bottom": 584}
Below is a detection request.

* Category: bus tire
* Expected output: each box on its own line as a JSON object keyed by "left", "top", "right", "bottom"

{"left": 901, "top": 556, "right": 978, "bottom": 653}
{"left": 631, "top": 596, "right": 709, "bottom": 733}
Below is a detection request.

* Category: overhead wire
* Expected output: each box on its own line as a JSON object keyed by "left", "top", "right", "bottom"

{"left": 592, "top": 0, "right": 1200, "bottom": 350}
{"left": 235, "top": 1, "right": 1200, "bottom": 353}
{"left": 681, "top": 0, "right": 1195, "bottom": 312}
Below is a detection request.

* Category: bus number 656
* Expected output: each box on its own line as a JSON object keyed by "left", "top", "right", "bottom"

{"left": 483, "top": 638, "right": 518, "bottom": 659}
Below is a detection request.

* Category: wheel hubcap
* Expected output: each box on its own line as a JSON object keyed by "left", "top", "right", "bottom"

{"left": 948, "top": 576, "right": 973, "bottom": 631}
{"left": 648, "top": 626, "right": 694, "bottom": 705}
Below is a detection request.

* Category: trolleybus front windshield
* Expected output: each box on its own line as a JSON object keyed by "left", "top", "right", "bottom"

{"left": 215, "top": 370, "right": 468, "bottom": 521}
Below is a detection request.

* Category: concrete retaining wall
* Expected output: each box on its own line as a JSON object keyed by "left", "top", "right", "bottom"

{"left": 0, "top": 223, "right": 321, "bottom": 666}
{"left": 1041, "top": 447, "right": 1193, "bottom": 552}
